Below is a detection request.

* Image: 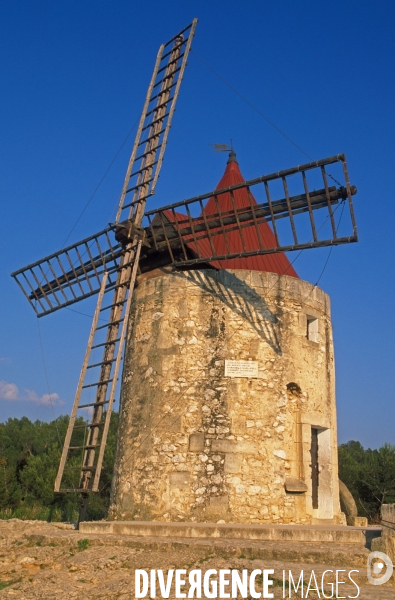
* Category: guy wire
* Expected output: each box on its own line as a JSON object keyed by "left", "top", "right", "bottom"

{"left": 191, "top": 50, "right": 342, "bottom": 188}
{"left": 36, "top": 319, "right": 62, "bottom": 446}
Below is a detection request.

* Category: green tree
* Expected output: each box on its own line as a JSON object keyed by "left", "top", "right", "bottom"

{"left": 0, "top": 412, "right": 119, "bottom": 522}
{"left": 338, "top": 441, "right": 395, "bottom": 521}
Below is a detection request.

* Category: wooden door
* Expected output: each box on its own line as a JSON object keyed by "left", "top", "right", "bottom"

{"left": 311, "top": 428, "right": 319, "bottom": 509}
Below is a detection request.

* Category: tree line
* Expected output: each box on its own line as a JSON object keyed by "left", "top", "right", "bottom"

{"left": 0, "top": 413, "right": 118, "bottom": 522}
{"left": 0, "top": 414, "right": 394, "bottom": 522}
{"left": 338, "top": 440, "right": 395, "bottom": 521}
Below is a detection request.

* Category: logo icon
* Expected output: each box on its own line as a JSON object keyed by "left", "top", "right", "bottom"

{"left": 367, "top": 551, "right": 393, "bottom": 585}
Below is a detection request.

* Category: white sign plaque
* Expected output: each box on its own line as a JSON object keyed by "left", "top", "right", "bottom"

{"left": 224, "top": 360, "right": 258, "bottom": 378}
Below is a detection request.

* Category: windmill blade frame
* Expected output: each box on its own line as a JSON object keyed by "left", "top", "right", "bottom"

{"left": 46, "top": 21, "right": 198, "bottom": 519}
{"left": 139, "top": 153, "right": 358, "bottom": 270}
{"left": 11, "top": 18, "right": 198, "bottom": 319}
{"left": 11, "top": 226, "right": 123, "bottom": 317}
{"left": 115, "top": 19, "right": 198, "bottom": 225}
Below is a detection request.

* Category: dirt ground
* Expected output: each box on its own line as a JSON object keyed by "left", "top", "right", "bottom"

{"left": 0, "top": 520, "right": 393, "bottom": 599}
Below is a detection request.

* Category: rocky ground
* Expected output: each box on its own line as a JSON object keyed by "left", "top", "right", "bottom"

{"left": 0, "top": 520, "right": 393, "bottom": 599}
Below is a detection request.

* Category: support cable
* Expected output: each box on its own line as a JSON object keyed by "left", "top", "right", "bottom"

{"left": 36, "top": 319, "right": 62, "bottom": 446}
{"left": 61, "top": 117, "right": 140, "bottom": 250}
{"left": 191, "top": 50, "right": 342, "bottom": 187}
{"left": 299, "top": 200, "right": 346, "bottom": 306}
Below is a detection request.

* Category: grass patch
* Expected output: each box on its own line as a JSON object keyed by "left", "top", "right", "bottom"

{"left": 199, "top": 555, "right": 213, "bottom": 563}
{"left": 0, "top": 581, "right": 12, "bottom": 591}
{"left": 271, "top": 577, "right": 287, "bottom": 588}
{"left": 0, "top": 505, "right": 63, "bottom": 522}
{"left": 0, "top": 578, "right": 21, "bottom": 590}
{"left": 77, "top": 538, "right": 89, "bottom": 552}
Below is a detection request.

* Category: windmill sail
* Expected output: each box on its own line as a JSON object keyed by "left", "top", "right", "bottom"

{"left": 11, "top": 227, "right": 122, "bottom": 317}
{"left": 141, "top": 154, "right": 358, "bottom": 270}
{"left": 51, "top": 22, "right": 198, "bottom": 515}
{"left": 115, "top": 20, "right": 198, "bottom": 225}
{"left": 11, "top": 18, "right": 198, "bottom": 319}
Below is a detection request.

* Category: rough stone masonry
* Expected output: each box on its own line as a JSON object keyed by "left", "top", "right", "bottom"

{"left": 109, "top": 269, "right": 343, "bottom": 525}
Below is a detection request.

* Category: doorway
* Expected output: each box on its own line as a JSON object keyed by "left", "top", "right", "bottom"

{"left": 310, "top": 426, "right": 334, "bottom": 519}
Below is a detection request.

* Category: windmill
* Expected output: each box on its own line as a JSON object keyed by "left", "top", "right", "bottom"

{"left": 11, "top": 19, "right": 358, "bottom": 525}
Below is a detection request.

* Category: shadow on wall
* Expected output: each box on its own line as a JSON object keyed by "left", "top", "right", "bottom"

{"left": 172, "top": 269, "right": 282, "bottom": 355}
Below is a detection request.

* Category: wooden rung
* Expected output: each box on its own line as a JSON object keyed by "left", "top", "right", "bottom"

{"left": 59, "top": 489, "right": 92, "bottom": 494}
{"left": 151, "top": 66, "right": 181, "bottom": 91}
{"left": 142, "top": 111, "right": 170, "bottom": 131}
{"left": 137, "top": 127, "right": 167, "bottom": 147}
{"left": 108, "top": 280, "right": 130, "bottom": 291}
{"left": 125, "top": 177, "right": 154, "bottom": 194}
{"left": 91, "top": 338, "right": 120, "bottom": 350}
{"left": 135, "top": 143, "right": 163, "bottom": 162}
{"left": 130, "top": 160, "right": 158, "bottom": 178}
{"left": 145, "top": 98, "right": 169, "bottom": 118}
{"left": 81, "top": 378, "right": 113, "bottom": 389}
{"left": 161, "top": 39, "right": 186, "bottom": 60}
{"left": 156, "top": 52, "right": 185, "bottom": 74}
{"left": 117, "top": 258, "right": 137, "bottom": 270}
{"left": 100, "top": 300, "right": 127, "bottom": 312}
{"left": 149, "top": 82, "right": 177, "bottom": 104}
{"left": 121, "top": 195, "right": 151, "bottom": 211}
{"left": 73, "top": 422, "right": 105, "bottom": 430}
{"left": 95, "top": 318, "right": 123, "bottom": 331}
{"left": 68, "top": 444, "right": 100, "bottom": 450}
{"left": 64, "top": 466, "right": 95, "bottom": 471}
{"left": 87, "top": 358, "right": 116, "bottom": 369}
{"left": 78, "top": 400, "right": 109, "bottom": 409}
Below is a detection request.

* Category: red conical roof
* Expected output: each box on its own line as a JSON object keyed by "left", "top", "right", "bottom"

{"left": 163, "top": 152, "right": 298, "bottom": 278}
{"left": 201, "top": 152, "right": 298, "bottom": 277}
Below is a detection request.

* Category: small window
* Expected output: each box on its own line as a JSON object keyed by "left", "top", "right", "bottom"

{"left": 306, "top": 316, "right": 319, "bottom": 342}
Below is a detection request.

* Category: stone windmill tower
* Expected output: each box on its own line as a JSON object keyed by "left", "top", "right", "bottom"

{"left": 108, "top": 149, "right": 355, "bottom": 525}
{"left": 12, "top": 21, "right": 358, "bottom": 526}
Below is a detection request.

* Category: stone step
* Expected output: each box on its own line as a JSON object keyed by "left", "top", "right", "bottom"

{"left": 3, "top": 520, "right": 391, "bottom": 598}
{"left": 79, "top": 520, "right": 381, "bottom": 546}
{"left": 24, "top": 532, "right": 371, "bottom": 570}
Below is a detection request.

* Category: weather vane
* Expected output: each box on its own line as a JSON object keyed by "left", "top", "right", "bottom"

{"left": 210, "top": 140, "right": 234, "bottom": 152}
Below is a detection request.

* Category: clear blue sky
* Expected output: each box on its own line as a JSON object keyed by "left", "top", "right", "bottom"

{"left": 1, "top": 1, "right": 394, "bottom": 449}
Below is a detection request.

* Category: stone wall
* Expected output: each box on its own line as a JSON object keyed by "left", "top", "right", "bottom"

{"left": 109, "top": 269, "right": 342, "bottom": 524}
{"left": 372, "top": 504, "right": 395, "bottom": 562}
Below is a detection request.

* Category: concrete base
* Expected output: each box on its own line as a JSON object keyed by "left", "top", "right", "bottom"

{"left": 348, "top": 516, "right": 368, "bottom": 527}
{"left": 80, "top": 520, "right": 379, "bottom": 546}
